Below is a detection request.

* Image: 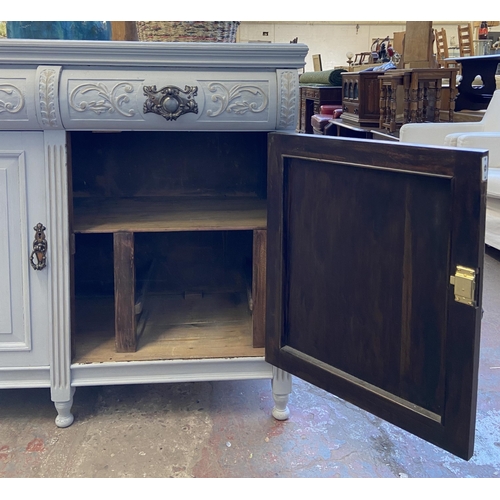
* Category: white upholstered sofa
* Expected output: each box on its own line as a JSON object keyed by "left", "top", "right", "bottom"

{"left": 399, "top": 90, "right": 500, "bottom": 250}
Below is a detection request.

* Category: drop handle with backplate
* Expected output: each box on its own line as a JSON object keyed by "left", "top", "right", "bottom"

{"left": 143, "top": 84, "right": 198, "bottom": 121}
{"left": 30, "top": 223, "right": 47, "bottom": 271}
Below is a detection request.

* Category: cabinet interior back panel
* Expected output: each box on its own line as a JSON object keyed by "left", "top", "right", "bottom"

{"left": 70, "top": 131, "right": 268, "bottom": 199}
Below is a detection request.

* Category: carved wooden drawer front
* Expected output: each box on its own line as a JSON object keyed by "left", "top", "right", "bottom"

{"left": 342, "top": 101, "right": 360, "bottom": 116}
{"left": 59, "top": 70, "right": 281, "bottom": 131}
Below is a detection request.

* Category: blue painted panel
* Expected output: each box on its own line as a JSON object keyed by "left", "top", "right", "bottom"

{"left": 6, "top": 21, "right": 111, "bottom": 40}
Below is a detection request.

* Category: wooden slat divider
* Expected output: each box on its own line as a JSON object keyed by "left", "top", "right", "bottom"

{"left": 114, "top": 231, "right": 137, "bottom": 352}
{"left": 252, "top": 229, "right": 267, "bottom": 348}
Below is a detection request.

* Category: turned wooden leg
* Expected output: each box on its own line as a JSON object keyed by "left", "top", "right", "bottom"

{"left": 417, "top": 84, "right": 424, "bottom": 122}
{"left": 54, "top": 387, "right": 75, "bottom": 428}
{"left": 410, "top": 74, "right": 418, "bottom": 123}
{"left": 434, "top": 82, "right": 442, "bottom": 122}
{"left": 389, "top": 86, "right": 397, "bottom": 133}
{"left": 379, "top": 83, "right": 387, "bottom": 129}
{"left": 422, "top": 84, "right": 429, "bottom": 121}
{"left": 403, "top": 74, "right": 411, "bottom": 124}
{"left": 271, "top": 366, "right": 292, "bottom": 420}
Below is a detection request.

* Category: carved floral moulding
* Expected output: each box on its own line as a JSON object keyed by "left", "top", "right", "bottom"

{"left": 199, "top": 80, "right": 270, "bottom": 120}
{"left": 277, "top": 70, "right": 299, "bottom": 130}
{"left": 35, "top": 66, "right": 62, "bottom": 129}
{"left": 0, "top": 68, "right": 61, "bottom": 130}
{"left": 0, "top": 79, "right": 28, "bottom": 121}
{"left": 68, "top": 80, "right": 139, "bottom": 119}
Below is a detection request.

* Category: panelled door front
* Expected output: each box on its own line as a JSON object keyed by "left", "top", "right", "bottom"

{"left": 0, "top": 132, "right": 49, "bottom": 369}
{"left": 266, "top": 132, "right": 487, "bottom": 460}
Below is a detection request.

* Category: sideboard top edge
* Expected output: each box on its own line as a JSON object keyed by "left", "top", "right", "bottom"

{"left": 0, "top": 40, "right": 309, "bottom": 69}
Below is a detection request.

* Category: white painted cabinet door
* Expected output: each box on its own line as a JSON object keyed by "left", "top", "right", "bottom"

{"left": 0, "top": 132, "right": 49, "bottom": 369}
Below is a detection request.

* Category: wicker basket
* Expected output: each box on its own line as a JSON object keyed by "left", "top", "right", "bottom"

{"left": 136, "top": 21, "right": 240, "bottom": 43}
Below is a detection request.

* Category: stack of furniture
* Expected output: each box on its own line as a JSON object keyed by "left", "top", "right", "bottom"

{"left": 329, "top": 67, "right": 457, "bottom": 137}
{"left": 298, "top": 69, "right": 346, "bottom": 133}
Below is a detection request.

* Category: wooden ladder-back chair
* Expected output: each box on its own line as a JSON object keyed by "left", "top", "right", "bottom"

{"left": 435, "top": 28, "right": 457, "bottom": 69}
{"left": 458, "top": 23, "right": 474, "bottom": 57}
{"left": 435, "top": 28, "right": 449, "bottom": 65}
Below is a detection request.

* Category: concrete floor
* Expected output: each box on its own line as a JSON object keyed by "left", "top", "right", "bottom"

{"left": 1, "top": 248, "right": 499, "bottom": 479}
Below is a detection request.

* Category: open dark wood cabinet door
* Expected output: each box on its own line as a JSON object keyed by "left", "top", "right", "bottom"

{"left": 266, "top": 132, "right": 487, "bottom": 460}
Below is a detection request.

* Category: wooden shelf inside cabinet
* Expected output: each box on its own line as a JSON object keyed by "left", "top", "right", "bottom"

{"left": 72, "top": 197, "right": 268, "bottom": 355}
{"left": 72, "top": 196, "right": 267, "bottom": 234}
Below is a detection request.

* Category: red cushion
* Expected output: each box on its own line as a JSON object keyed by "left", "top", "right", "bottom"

{"left": 320, "top": 105, "right": 343, "bottom": 115}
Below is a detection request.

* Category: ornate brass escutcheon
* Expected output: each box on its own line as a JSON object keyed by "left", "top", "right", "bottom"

{"left": 30, "top": 223, "right": 47, "bottom": 271}
{"left": 143, "top": 85, "right": 198, "bottom": 121}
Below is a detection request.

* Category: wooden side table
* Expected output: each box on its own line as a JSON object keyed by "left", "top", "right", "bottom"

{"left": 451, "top": 54, "right": 500, "bottom": 110}
{"left": 298, "top": 85, "right": 342, "bottom": 133}
{"left": 378, "top": 68, "right": 458, "bottom": 133}
{"left": 408, "top": 67, "right": 458, "bottom": 123}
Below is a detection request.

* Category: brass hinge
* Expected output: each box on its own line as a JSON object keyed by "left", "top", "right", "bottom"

{"left": 450, "top": 266, "right": 477, "bottom": 307}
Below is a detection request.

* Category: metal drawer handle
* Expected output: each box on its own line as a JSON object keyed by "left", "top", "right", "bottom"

{"left": 143, "top": 85, "right": 198, "bottom": 121}
{"left": 30, "top": 223, "right": 47, "bottom": 271}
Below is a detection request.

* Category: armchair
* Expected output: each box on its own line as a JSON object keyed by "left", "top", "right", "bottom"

{"left": 399, "top": 90, "right": 500, "bottom": 250}
{"left": 399, "top": 89, "right": 500, "bottom": 145}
